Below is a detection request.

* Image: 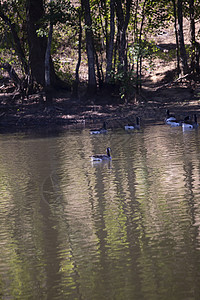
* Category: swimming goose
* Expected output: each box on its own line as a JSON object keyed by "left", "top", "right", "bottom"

{"left": 182, "top": 114, "right": 198, "bottom": 130}
{"left": 165, "top": 109, "right": 176, "bottom": 125}
{"left": 91, "top": 147, "right": 112, "bottom": 161}
{"left": 90, "top": 122, "right": 107, "bottom": 134}
{"left": 125, "top": 117, "right": 140, "bottom": 130}
{"left": 170, "top": 115, "right": 190, "bottom": 127}
{"left": 165, "top": 109, "right": 189, "bottom": 127}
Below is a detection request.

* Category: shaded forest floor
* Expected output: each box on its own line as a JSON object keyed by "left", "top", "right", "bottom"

{"left": 0, "top": 77, "right": 199, "bottom": 132}
{"left": 0, "top": 19, "right": 200, "bottom": 132}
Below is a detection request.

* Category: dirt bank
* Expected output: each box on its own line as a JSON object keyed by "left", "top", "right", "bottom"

{"left": 0, "top": 80, "right": 200, "bottom": 133}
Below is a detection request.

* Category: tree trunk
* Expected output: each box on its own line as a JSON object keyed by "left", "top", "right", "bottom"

{"left": 26, "top": 0, "right": 57, "bottom": 88}
{"left": 177, "top": 0, "right": 188, "bottom": 75}
{"left": 45, "top": 26, "right": 53, "bottom": 87}
{"left": 44, "top": 23, "right": 53, "bottom": 104}
{"left": 81, "top": 0, "right": 97, "bottom": 96}
{"left": 95, "top": 50, "right": 103, "bottom": 89}
{"left": 115, "top": 0, "right": 125, "bottom": 70}
{"left": 189, "top": 0, "right": 196, "bottom": 74}
{"left": 73, "top": 9, "right": 82, "bottom": 97}
{"left": 115, "top": 0, "right": 132, "bottom": 72}
{"left": 26, "top": 0, "right": 46, "bottom": 86}
{"left": 136, "top": 0, "right": 146, "bottom": 93}
{"left": 1, "top": 62, "right": 21, "bottom": 88}
{"left": 195, "top": 42, "right": 200, "bottom": 74}
{"left": 172, "top": 0, "right": 181, "bottom": 76}
{"left": 44, "top": 0, "right": 54, "bottom": 105}
{"left": 105, "top": 0, "right": 115, "bottom": 82}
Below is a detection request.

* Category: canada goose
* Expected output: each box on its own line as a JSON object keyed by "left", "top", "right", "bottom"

{"left": 165, "top": 109, "right": 189, "bottom": 127}
{"left": 125, "top": 117, "right": 140, "bottom": 130}
{"left": 165, "top": 109, "right": 176, "bottom": 125}
{"left": 91, "top": 147, "right": 112, "bottom": 161}
{"left": 182, "top": 114, "right": 198, "bottom": 130}
{"left": 90, "top": 122, "right": 107, "bottom": 134}
{"left": 170, "top": 116, "right": 190, "bottom": 127}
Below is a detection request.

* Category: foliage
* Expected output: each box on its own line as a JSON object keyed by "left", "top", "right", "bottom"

{"left": 53, "top": 57, "right": 74, "bottom": 85}
{"left": 37, "top": 0, "right": 77, "bottom": 37}
{"left": 144, "top": 0, "right": 173, "bottom": 33}
{"left": 109, "top": 68, "right": 137, "bottom": 101}
{"left": 0, "top": 0, "right": 199, "bottom": 98}
{"left": 44, "top": 0, "right": 76, "bottom": 26}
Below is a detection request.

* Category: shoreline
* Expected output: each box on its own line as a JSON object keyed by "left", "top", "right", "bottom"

{"left": 0, "top": 85, "right": 200, "bottom": 133}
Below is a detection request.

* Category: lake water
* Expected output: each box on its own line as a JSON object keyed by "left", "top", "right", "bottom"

{"left": 1, "top": 123, "right": 200, "bottom": 300}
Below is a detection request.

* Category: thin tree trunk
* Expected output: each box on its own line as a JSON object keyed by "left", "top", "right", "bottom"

{"left": 1, "top": 62, "right": 21, "bottom": 88}
{"left": 105, "top": 0, "right": 115, "bottom": 82}
{"left": 195, "top": 42, "right": 200, "bottom": 74}
{"left": 115, "top": 0, "right": 125, "bottom": 70}
{"left": 123, "top": 0, "right": 131, "bottom": 71}
{"left": 45, "top": 26, "right": 53, "bottom": 87}
{"left": 139, "top": 56, "right": 142, "bottom": 90}
{"left": 131, "top": 0, "right": 139, "bottom": 73}
{"left": 172, "top": 0, "right": 181, "bottom": 76}
{"left": 44, "top": 13, "right": 53, "bottom": 105}
{"left": 81, "top": 0, "right": 97, "bottom": 96}
{"left": 100, "top": 0, "right": 108, "bottom": 53}
{"left": 73, "top": 9, "right": 82, "bottom": 97}
{"left": 95, "top": 50, "right": 103, "bottom": 88}
{"left": 133, "top": 0, "right": 138, "bottom": 44}
{"left": 177, "top": 0, "right": 188, "bottom": 75}
{"left": 113, "top": 31, "right": 119, "bottom": 73}
{"left": 136, "top": 0, "right": 146, "bottom": 93}
{"left": 115, "top": 0, "right": 132, "bottom": 72}
{"left": 189, "top": 0, "right": 195, "bottom": 74}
